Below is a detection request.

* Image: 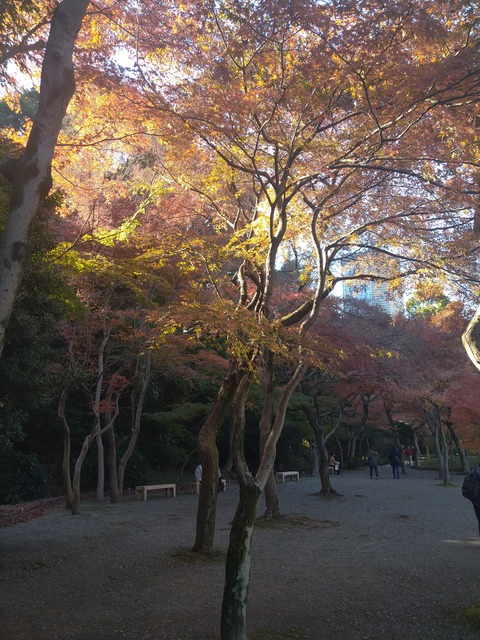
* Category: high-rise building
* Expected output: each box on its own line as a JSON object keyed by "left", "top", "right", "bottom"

{"left": 340, "top": 256, "right": 404, "bottom": 316}
{"left": 342, "top": 278, "right": 404, "bottom": 316}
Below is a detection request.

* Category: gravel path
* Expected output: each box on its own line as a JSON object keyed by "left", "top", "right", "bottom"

{"left": 1, "top": 467, "right": 480, "bottom": 640}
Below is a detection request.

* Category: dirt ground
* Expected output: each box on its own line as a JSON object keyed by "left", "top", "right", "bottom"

{"left": 1, "top": 467, "right": 480, "bottom": 640}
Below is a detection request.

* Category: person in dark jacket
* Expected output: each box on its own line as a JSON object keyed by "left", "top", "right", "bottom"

{"left": 367, "top": 448, "right": 379, "bottom": 479}
{"left": 388, "top": 445, "right": 402, "bottom": 479}
{"left": 465, "top": 462, "right": 480, "bottom": 535}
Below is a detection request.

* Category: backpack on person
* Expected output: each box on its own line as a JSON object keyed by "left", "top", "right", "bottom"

{"left": 462, "top": 469, "right": 480, "bottom": 506}
{"left": 390, "top": 449, "right": 400, "bottom": 465}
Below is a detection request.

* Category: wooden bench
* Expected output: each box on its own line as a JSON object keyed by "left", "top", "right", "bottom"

{"left": 135, "top": 484, "right": 176, "bottom": 500}
{"left": 275, "top": 471, "right": 299, "bottom": 483}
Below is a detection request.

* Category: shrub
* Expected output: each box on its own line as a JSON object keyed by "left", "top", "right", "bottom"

{"left": 0, "top": 450, "right": 51, "bottom": 503}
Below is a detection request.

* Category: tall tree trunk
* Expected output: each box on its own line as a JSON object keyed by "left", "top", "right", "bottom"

{"left": 117, "top": 352, "right": 151, "bottom": 497}
{"left": 259, "top": 350, "right": 279, "bottom": 518}
{"left": 462, "top": 304, "right": 480, "bottom": 371}
{"left": 193, "top": 362, "right": 241, "bottom": 553}
{"left": 413, "top": 428, "right": 421, "bottom": 465}
{"left": 303, "top": 398, "right": 341, "bottom": 495}
{"left": 92, "top": 327, "right": 109, "bottom": 502}
{"left": 57, "top": 387, "right": 74, "bottom": 509}
{"left": 445, "top": 415, "right": 470, "bottom": 474}
{"left": 349, "top": 395, "right": 370, "bottom": 465}
{"left": 385, "top": 403, "right": 405, "bottom": 473}
{"left": 315, "top": 428, "right": 333, "bottom": 494}
{"left": 108, "top": 426, "right": 119, "bottom": 502}
{"left": 221, "top": 481, "right": 261, "bottom": 640}
{"left": 437, "top": 405, "right": 450, "bottom": 485}
{"left": 221, "top": 363, "right": 307, "bottom": 639}
{"left": 71, "top": 429, "right": 95, "bottom": 515}
{"left": 0, "top": 0, "right": 91, "bottom": 356}
{"left": 303, "top": 402, "right": 332, "bottom": 494}
{"left": 221, "top": 371, "right": 258, "bottom": 640}
{"left": 96, "top": 431, "right": 105, "bottom": 502}
{"left": 105, "top": 375, "right": 121, "bottom": 503}
{"left": 434, "top": 425, "right": 444, "bottom": 480}
{"left": 312, "top": 442, "right": 319, "bottom": 476}
{"left": 422, "top": 402, "right": 444, "bottom": 480}
{"left": 262, "top": 472, "right": 279, "bottom": 517}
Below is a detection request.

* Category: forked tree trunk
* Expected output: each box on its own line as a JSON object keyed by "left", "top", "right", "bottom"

{"left": 70, "top": 386, "right": 121, "bottom": 515}
{"left": 348, "top": 395, "right": 370, "bottom": 465}
{"left": 221, "top": 371, "right": 256, "bottom": 639}
{"left": 303, "top": 398, "right": 341, "bottom": 495}
{"left": 221, "top": 363, "right": 307, "bottom": 639}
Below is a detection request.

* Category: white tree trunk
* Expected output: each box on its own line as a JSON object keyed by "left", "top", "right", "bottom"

{"left": 462, "top": 304, "right": 480, "bottom": 371}
{"left": 0, "top": 0, "right": 90, "bottom": 356}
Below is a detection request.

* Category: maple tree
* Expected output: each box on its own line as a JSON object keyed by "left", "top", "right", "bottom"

{"left": 114, "top": 2, "right": 480, "bottom": 635}
{"left": 0, "top": 1, "right": 53, "bottom": 74}
{"left": 1, "top": 1, "right": 480, "bottom": 638}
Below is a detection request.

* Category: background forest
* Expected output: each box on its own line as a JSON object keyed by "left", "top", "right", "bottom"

{"left": 1, "top": 0, "right": 480, "bottom": 505}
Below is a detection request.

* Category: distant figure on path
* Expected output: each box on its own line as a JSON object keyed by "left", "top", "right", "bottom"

{"left": 462, "top": 462, "right": 480, "bottom": 535}
{"left": 388, "top": 445, "right": 402, "bottom": 479}
{"left": 367, "top": 448, "right": 379, "bottom": 479}
{"left": 329, "top": 453, "right": 340, "bottom": 474}
{"left": 194, "top": 464, "right": 203, "bottom": 483}
{"left": 405, "top": 446, "right": 414, "bottom": 466}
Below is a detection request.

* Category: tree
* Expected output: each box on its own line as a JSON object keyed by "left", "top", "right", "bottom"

{"left": 0, "top": 1, "right": 52, "bottom": 74}
{"left": 3, "top": 1, "right": 480, "bottom": 638}
{"left": 121, "top": 2, "right": 480, "bottom": 636}
{"left": 382, "top": 301, "right": 477, "bottom": 477}
{"left": 0, "top": 0, "right": 91, "bottom": 356}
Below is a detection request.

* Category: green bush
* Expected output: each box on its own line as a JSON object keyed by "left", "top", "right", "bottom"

{"left": 0, "top": 450, "right": 51, "bottom": 503}
{"left": 120, "top": 449, "right": 148, "bottom": 490}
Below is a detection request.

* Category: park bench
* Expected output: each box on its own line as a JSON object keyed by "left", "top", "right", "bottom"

{"left": 275, "top": 471, "right": 299, "bottom": 483}
{"left": 135, "top": 484, "right": 176, "bottom": 500}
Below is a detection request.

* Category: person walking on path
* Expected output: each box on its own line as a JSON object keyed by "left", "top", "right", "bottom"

{"left": 462, "top": 462, "right": 480, "bottom": 535}
{"left": 388, "top": 445, "right": 402, "bottom": 479}
{"left": 367, "top": 448, "right": 380, "bottom": 479}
